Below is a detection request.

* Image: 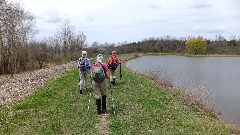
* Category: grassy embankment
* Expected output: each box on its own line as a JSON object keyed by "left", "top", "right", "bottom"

{"left": 0, "top": 53, "right": 240, "bottom": 134}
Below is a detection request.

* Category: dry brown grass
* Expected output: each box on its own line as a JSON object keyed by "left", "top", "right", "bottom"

{"left": 0, "top": 61, "right": 76, "bottom": 107}
{"left": 142, "top": 67, "right": 215, "bottom": 113}
{"left": 145, "top": 67, "right": 173, "bottom": 88}
{"left": 176, "top": 82, "right": 214, "bottom": 112}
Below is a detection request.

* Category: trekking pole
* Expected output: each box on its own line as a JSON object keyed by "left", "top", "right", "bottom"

{"left": 110, "top": 83, "right": 115, "bottom": 114}
{"left": 87, "top": 82, "right": 92, "bottom": 110}
{"left": 87, "top": 92, "right": 91, "bottom": 110}
{"left": 87, "top": 75, "right": 94, "bottom": 110}
{"left": 120, "top": 60, "right": 122, "bottom": 80}
{"left": 78, "top": 70, "right": 82, "bottom": 94}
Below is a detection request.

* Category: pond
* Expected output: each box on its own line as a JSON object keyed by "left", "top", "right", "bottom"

{"left": 126, "top": 55, "right": 240, "bottom": 126}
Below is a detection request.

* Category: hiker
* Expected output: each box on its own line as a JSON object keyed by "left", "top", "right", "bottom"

{"left": 91, "top": 54, "right": 110, "bottom": 114}
{"left": 107, "top": 51, "right": 121, "bottom": 85}
{"left": 77, "top": 51, "right": 91, "bottom": 94}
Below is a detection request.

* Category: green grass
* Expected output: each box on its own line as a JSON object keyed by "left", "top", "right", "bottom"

{"left": 0, "top": 53, "right": 239, "bottom": 134}
{"left": 109, "top": 68, "right": 240, "bottom": 134}
{"left": 0, "top": 69, "right": 98, "bottom": 135}
{"left": 110, "top": 54, "right": 240, "bottom": 134}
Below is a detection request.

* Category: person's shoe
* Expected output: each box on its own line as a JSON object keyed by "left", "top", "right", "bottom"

{"left": 80, "top": 90, "right": 83, "bottom": 94}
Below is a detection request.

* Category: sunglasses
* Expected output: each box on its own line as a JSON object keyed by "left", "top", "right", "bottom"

{"left": 83, "top": 54, "right": 86, "bottom": 55}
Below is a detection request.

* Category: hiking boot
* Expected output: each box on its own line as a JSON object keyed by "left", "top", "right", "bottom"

{"left": 96, "top": 99, "right": 101, "bottom": 114}
{"left": 102, "top": 95, "right": 107, "bottom": 114}
{"left": 80, "top": 90, "right": 83, "bottom": 94}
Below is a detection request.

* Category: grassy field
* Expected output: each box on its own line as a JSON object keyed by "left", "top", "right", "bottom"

{"left": 1, "top": 53, "right": 240, "bottom": 134}
{"left": 0, "top": 68, "right": 99, "bottom": 134}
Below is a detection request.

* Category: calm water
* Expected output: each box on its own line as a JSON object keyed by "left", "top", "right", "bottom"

{"left": 126, "top": 55, "right": 240, "bottom": 126}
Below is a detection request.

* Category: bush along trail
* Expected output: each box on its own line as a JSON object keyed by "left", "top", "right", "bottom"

{"left": 1, "top": 53, "right": 240, "bottom": 134}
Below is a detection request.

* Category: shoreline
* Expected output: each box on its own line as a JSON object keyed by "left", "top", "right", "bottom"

{"left": 122, "top": 53, "right": 240, "bottom": 127}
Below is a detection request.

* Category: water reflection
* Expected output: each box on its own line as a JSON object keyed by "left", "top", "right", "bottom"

{"left": 126, "top": 55, "right": 240, "bottom": 126}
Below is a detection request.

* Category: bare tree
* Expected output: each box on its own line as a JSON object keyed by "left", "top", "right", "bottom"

{"left": 59, "top": 18, "right": 74, "bottom": 60}
{"left": 0, "top": 1, "right": 35, "bottom": 75}
{"left": 0, "top": 0, "right": 8, "bottom": 74}
{"left": 48, "top": 17, "right": 87, "bottom": 61}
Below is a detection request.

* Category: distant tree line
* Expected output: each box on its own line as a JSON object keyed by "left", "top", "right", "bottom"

{"left": 97, "top": 35, "right": 240, "bottom": 55}
{"left": 1, "top": 1, "right": 240, "bottom": 76}
{"left": 0, "top": 1, "right": 87, "bottom": 75}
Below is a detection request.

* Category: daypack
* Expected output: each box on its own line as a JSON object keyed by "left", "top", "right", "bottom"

{"left": 92, "top": 62, "right": 106, "bottom": 83}
{"left": 108, "top": 57, "right": 118, "bottom": 70}
{"left": 79, "top": 58, "right": 87, "bottom": 71}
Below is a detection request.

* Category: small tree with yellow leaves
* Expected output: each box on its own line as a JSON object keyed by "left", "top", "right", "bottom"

{"left": 185, "top": 36, "right": 207, "bottom": 55}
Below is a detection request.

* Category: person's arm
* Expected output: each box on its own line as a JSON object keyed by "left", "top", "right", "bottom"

{"left": 115, "top": 57, "right": 121, "bottom": 65}
{"left": 90, "top": 64, "right": 94, "bottom": 81}
{"left": 103, "top": 64, "right": 110, "bottom": 82}
{"left": 77, "top": 58, "right": 81, "bottom": 68}
{"left": 105, "top": 71, "right": 110, "bottom": 83}
{"left": 107, "top": 57, "right": 111, "bottom": 64}
{"left": 86, "top": 58, "right": 91, "bottom": 70}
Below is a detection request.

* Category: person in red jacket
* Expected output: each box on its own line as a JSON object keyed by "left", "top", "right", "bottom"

{"left": 107, "top": 51, "right": 121, "bottom": 85}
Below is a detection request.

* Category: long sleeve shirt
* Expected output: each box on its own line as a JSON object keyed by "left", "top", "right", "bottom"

{"left": 77, "top": 57, "right": 91, "bottom": 71}
{"left": 108, "top": 56, "right": 121, "bottom": 65}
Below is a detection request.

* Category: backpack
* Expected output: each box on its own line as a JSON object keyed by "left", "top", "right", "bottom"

{"left": 108, "top": 57, "right": 118, "bottom": 70}
{"left": 92, "top": 62, "right": 106, "bottom": 83}
{"left": 79, "top": 58, "right": 87, "bottom": 71}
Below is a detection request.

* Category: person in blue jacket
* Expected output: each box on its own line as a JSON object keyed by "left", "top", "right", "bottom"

{"left": 77, "top": 51, "right": 91, "bottom": 94}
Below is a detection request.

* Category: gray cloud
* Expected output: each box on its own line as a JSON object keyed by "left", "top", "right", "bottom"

{"left": 192, "top": 24, "right": 228, "bottom": 34}
{"left": 38, "top": 9, "right": 61, "bottom": 23}
{"left": 191, "top": 0, "right": 213, "bottom": 9}
{"left": 135, "top": 2, "right": 163, "bottom": 10}
{"left": 10, "top": 0, "right": 238, "bottom": 43}
{"left": 145, "top": 3, "right": 162, "bottom": 10}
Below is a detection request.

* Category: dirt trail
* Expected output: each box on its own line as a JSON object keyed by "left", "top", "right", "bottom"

{"left": 0, "top": 62, "right": 76, "bottom": 107}
{"left": 96, "top": 114, "right": 110, "bottom": 135}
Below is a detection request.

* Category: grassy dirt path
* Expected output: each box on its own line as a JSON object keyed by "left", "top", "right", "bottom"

{"left": 96, "top": 114, "right": 109, "bottom": 135}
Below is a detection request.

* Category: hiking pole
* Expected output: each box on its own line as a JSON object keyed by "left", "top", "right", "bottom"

{"left": 87, "top": 76, "right": 94, "bottom": 110}
{"left": 87, "top": 82, "right": 92, "bottom": 110}
{"left": 78, "top": 70, "right": 82, "bottom": 94}
{"left": 120, "top": 60, "right": 122, "bottom": 80}
{"left": 110, "top": 83, "right": 115, "bottom": 114}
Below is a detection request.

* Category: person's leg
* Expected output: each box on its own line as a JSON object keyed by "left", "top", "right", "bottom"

{"left": 83, "top": 71, "right": 88, "bottom": 90}
{"left": 112, "top": 69, "right": 117, "bottom": 85}
{"left": 109, "top": 70, "right": 113, "bottom": 82}
{"left": 93, "top": 81, "right": 102, "bottom": 114}
{"left": 96, "top": 98, "right": 101, "bottom": 114}
{"left": 100, "top": 80, "right": 107, "bottom": 113}
{"left": 79, "top": 70, "right": 84, "bottom": 94}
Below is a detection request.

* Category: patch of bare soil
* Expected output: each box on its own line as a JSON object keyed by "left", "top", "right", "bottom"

{"left": 95, "top": 114, "right": 110, "bottom": 135}
{"left": 0, "top": 62, "right": 76, "bottom": 107}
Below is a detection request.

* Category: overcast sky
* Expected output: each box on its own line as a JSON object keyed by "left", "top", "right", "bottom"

{"left": 8, "top": 0, "right": 240, "bottom": 44}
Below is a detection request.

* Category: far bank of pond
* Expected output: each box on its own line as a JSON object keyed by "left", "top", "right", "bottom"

{"left": 126, "top": 55, "right": 240, "bottom": 126}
